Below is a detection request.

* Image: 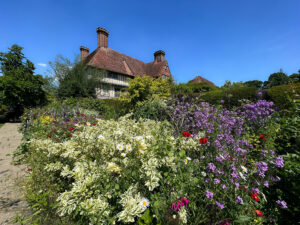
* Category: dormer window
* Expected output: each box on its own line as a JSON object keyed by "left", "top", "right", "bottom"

{"left": 164, "top": 65, "right": 168, "bottom": 71}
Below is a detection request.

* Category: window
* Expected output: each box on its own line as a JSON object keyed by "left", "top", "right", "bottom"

{"left": 164, "top": 65, "right": 168, "bottom": 71}
{"left": 162, "top": 75, "right": 168, "bottom": 79}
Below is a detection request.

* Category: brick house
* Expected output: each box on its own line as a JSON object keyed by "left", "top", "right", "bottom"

{"left": 80, "top": 27, "right": 172, "bottom": 98}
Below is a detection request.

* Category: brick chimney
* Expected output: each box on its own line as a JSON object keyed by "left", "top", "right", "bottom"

{"left": 154, "top": 50, "right": 165, "bottom": 62}
{"left": 80, "top": 46, "right": 89, "bottom": 61}
{"left": 97, "top": 27, "right": 109, "bottom": 48}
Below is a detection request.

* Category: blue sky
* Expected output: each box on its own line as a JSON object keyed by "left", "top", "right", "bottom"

{"left": 0, "top": 0, "right": 299, "bottom": 86}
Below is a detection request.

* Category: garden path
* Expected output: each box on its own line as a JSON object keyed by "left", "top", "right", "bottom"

{"left": 0, "top": 123, "right": 28, "bottom": 225}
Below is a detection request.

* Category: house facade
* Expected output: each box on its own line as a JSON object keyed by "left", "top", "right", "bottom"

{"left": 80, "top": 27, "right": 172, "bottom": 98}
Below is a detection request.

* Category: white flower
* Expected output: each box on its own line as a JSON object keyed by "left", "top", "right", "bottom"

{"left": 116, "top": 144, "right": 124, "bottom": 151}
{"left": 173, "top": 214, "right": 177, "bottom": 219}
{"left": 139, "top": 150, "right": 145, "bottom": 154}
{"left": 115, "top": 130, "right": 123, "bottom": 135}
{"left": 86, "top": 122, "right": 91, "bottom": 126}
{"left": 241, "top": 165, "right": 248, "bottom": 173}
{"left": 239, "top": 172, "right": 246, "bottom": 181}
{"left": 135, "top": 136, "right": 144, "bottom": 141}
{"left": 98, "top": 135, "right": 105, "bottom": 140}
{"left": 125, "top": 145, "right": 132, "bottom": 152}
{"left": 201, "top": 171, "right": 207, "bottom": 177}
{"left": 121, "top": 153, "right": 127, "bottom": 158}
{"left": 184, "top": 157, "right": 191, "bottom": 164}
{"left": 139, "top": 198, "right": 149, "bottom": 209}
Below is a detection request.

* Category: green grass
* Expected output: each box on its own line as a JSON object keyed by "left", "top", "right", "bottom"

{"left": 0, "top": 123, "right": 4, "bottom": 129}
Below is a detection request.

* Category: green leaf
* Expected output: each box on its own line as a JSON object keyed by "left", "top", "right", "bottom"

{"left": 234, "top": 215, "right": 251, "bottom": 223}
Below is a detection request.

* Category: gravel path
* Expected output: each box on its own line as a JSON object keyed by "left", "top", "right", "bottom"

{"left": 0, "top": 123, "right": 28, "bottom": 225}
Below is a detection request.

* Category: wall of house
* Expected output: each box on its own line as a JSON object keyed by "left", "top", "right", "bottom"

{"left": 96, "top": 71, "right": 132, "bottom": 98}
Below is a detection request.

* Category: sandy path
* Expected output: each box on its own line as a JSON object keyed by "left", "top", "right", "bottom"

{"left": 0, "top": 123, "right": 28, "bottom": 225}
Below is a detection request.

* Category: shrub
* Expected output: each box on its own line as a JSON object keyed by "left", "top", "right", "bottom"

{"left": 267, "top": 83, "right": 300, "bottom": 111}
{"left": 120, "top": 76, "right": 171, "bottom": 108}
{"left": 133, "top": 98, "right": 168, "bottom": 121}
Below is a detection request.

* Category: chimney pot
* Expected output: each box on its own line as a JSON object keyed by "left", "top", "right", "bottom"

{"left": 80, "top": 46, "right": 89, "bottom": 61}
{"left": 97, "top": 27, "right": 109, "bottom": 48}
{"left": 154, "top": 50, "right": 165, "bottom": 62}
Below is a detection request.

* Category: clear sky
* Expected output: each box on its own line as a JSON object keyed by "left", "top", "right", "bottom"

{"left": 0, "top": 0, "right": 299, "bottom": 86}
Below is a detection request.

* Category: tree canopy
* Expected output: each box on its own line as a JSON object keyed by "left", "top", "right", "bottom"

{"left": 0, "top": 44, "right": 47, "bottom": 118}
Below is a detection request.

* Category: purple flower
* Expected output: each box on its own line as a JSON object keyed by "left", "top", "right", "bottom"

{"left": 270, "top": 176, "right": 281, "bottom": 182}
{"left": 231, "top": 171, "right": 239, "bottom": 179}
{"left": 220, "top": 100, "right": 225, "bottom": 104}
{"left": 236, "top": 196, "right": 244, "bottom": 204}
{"left": 207, "top": 163, "right": 216, "bottom": 172}
{"left": 274, "top": 156, "right": 284, "bottom": 168}
{"left": 264, "top": 181, "right": 269, "bottom": 188}
{"left": 255, "top": 161, "right": 268, "bottom": 178}
{"left": 222, "top": 184, "right": 227, "bottom": 190}
{"left": 205, "top": 190, "right": 214, "bottom": 199}
{"left": 276, "top": 200, "right": 288, "bottom": 209}
{"left": 216, "top": 201, "right": 225, "bottom": 209}
{"left": 214, "top": 178, "right": 220, "bottom": 184}
{"left": 257, "top": 91, "right": 262, "bottom": 97}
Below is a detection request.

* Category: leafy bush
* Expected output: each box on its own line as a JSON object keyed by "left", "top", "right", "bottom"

{"left": 192, "top": 86, "right": 259, "bottom": 108}
{"left": 120, "top": 76, "right": 171, "bottom": 108}
{"left": 133, "top": 98, "right": 168, "bottom": 121}
{"left": 267, "top": 83, "right": 300, "bottom": 111}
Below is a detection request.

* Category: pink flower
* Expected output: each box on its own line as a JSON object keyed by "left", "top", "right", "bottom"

{"left": 171, "top": 197, "right": 189, "bottom": 211}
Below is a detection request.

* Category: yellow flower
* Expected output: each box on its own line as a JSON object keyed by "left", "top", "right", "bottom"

{"left": 98, "top": 135, "right": 105, "bottom": 140}
{"left": 107, "top": 162, "right": 121, "bottom": 174}
{"left": 86, "top": 122, "right": 91, "bottom": 126}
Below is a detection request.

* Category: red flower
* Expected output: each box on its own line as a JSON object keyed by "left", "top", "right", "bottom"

{"left": 68, "top": 127, "right": 75, "bottom": 131}
{"left": 93, "top": 123, "right": 97, "bottom": 126}
{"left": 182, "top": 131, "right": 191, "bottom": 137}
{"left": 67, "top": 134, "right": 72, "bottom": 137}
{"left": 52, "top": 120, "right": 56, "bottom": 123}
{"left": 48, "top": 134, "right": 51, "bottom": 138}
{"left": 45, "top": 123, "right": 48, "bottom": 125}
{"left": 251, "top": 193, "right": 260, "bottom": 202}
{"left": 254, "top": 209, "right": 263, "bottom": 217}
{"left": 27, "top": 168, "right": 31, "bottom": 172}
{"left": 259, "top": 134, "right": 266, "bottom": 141}
{"left": 200, "top": 137, "right": 208, "bottom": 144}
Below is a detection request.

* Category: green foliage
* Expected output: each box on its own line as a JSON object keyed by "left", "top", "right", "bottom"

{"left": 172, "top": 82, "right": 216, "bottom": 95}
{"left": 201, "top": 86, "right": 258, "bottom": 108}
{"left": 221, "top": 80, "right": 245, "bottom": 89}
{"left": 264, "top": 70, "right": 291, "bottom": 88}
{"left": 133, "top": 98, "right": 168, "bottom": 121}
{"left": 120, "top": 76, "right": 171, "bottom": 107}
{"left": 244, "top": 80, "right": 263, "bottom": 89}
{"left": 49, "top": 55, "right": 104, "bottom": 99}
{"left": 0, "top": 44, "right": 47, "bottom": 119}
{"left": 289, "top": 70, "right": 300, "bottom": 83}
{"left": 267, "top": 83, "right": 300, "bottom": 111}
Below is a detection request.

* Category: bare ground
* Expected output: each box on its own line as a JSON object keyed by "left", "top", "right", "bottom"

{"left": 0, "top": 123, "right": 28, "bottom": 225}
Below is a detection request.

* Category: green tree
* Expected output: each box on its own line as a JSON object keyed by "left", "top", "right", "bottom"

{"left": 289, "top": 69, "right": 300, "bottom": 83}
{"left": 49, "top": 55, "right": 104, "bottom": 98}
{"left": 265, "top": 70, "right": 290, "bottom": 88}
{"left": 0, "top": 44, "right": 47, "bottom": 119}
{"left": 244, "top": 80, "right": 263, "bottom": 89}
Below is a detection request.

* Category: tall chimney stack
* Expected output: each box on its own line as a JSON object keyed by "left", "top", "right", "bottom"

{"left": 97, "top": 27, "right": 109, "bottom": 48}
{"left": 80, "top": 46, "right": 89, "bottom": 61}
{"left": 154, "top": 50, "right": 165, "bottom": 62}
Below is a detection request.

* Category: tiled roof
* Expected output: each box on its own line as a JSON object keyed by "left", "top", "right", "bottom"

{"left": 188, "top": 75, "right": 216, "bottom": 87}
{"left": 84, "top": 47, "right": 171, "bottom": 78}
